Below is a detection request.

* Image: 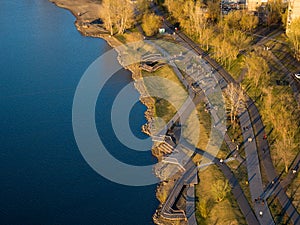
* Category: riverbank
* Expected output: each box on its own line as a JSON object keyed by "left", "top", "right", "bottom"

{"left": 48, "top": 1, "right": 185, "bottom": 224}
{"left": 49, "top": 0, "right": 156, "bottom": 136}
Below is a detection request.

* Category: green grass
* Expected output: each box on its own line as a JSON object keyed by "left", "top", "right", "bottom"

{"left": 183, "top": 103, "right": 212, "bottom": 150}
{"left": 267, "top": 197, "right": 292, "bottom": 225}
{"left": 195, "top": 165, "right": 246, "bottom": 225}
{"left": 227, "top": 54, "right": 245, "bottom": 81}
{"left": 142, "top": 65, "right": 188, "bottom": 130}
{"left": 154, "top": 98, "right": 176, "bottom": 123}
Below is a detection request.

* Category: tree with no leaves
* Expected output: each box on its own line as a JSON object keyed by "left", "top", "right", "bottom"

{"left": 100, "top": 0, "right": 134, "bottom": 35}
{"left": 223, "top": 82, "right": 247, "bottom": 128}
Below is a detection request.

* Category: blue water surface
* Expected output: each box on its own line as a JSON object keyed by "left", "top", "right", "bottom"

{"left": 0, "top": 0, "right": 157, "bottom": 224}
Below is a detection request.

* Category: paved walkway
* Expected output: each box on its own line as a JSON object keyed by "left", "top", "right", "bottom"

{"left": 149, "top": 6, "right": 299, "bottom": 224}
{"left": 236, "top": 29, "right": 300, "bottom": 224}
{"left": 239, "top": 108, "right": 274, "bottom": 225}
{"left": 251, "top": 98, "right": 300, "bottom": 225}
{"left": 186, "top": 185, "right": 197, "bottom": 225}
{"left": 167, "top": 25, "right": 300, "bottom": 225}
{"left": 163, "top": 30, "right": 275, "bottom": 224}
{"left": 158, "top": 41, "right": 260, "bottom": 224}
{"left": 149, "top": 39, "right": 260, "bottom": 224}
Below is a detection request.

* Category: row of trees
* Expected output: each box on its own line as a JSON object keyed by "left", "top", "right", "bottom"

{"left": 100, "top": 0, "right": 143, "bottom": 35}
{"left": 163, "top": 0, "right": 258, "bottom": 69}
{"left": 212, "top": 26, "right": 252, "bottom": 68}
{"left": 223, "top": 10, "right": 259, "bottom": 32}
{"left": 261, "top": 89, "right": 299, "bottom": 173}
{"left": 100, "top": 0, "right": 162, "bottom": 37}
{"left": 99, "top": 0, "right": 299, "bottom": 63}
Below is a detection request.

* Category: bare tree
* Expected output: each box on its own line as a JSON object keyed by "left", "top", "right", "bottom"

{"left": 223, "top": 83, "right": 247, "bottom": 128}
{"left": 100, "top": 0, "right": 134, "bottom": 35}
{"left": 100, "top": 0, "right": 115, "bottom": 35}
{"left": 115, "top": 1, "right": 134, "bottom": 34}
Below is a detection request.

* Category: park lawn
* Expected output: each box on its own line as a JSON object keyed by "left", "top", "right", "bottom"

{"left": 156, "top": 38, "right": 191, "bottom": 57}
{"left": 115, "top": 28, "right": 143, "bottom": 44}
{"left": 154, "top": 98, "right": 176, "bottom": 124}
{"left": 142, "top": 65, "right": 188, "bottom": 126}
{"left": 229, "top": 160, "right": 253, "bottom": 208}
{"left": 195, "top": 164, "right": 246, "bottom": 225}
{"left": 216, "top": 142, "right": 231, "bottom": 159}
{"left": 183, "top": 103, "right": 211, "bottom": 155}
{"left": 227, "top": 54, "right": 245, "bottom": 81}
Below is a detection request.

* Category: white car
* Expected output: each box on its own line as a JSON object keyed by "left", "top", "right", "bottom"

{"left": 295, "top": 73, "right": 300, "bottom": 79}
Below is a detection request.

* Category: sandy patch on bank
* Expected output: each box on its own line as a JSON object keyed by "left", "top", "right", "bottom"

{"left": 49, "top": 0, "right": 100, "bottom": 21}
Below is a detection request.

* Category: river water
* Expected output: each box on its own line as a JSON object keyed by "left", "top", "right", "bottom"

{"left": 0, "top": 0, "right": 157, "bottom": 224}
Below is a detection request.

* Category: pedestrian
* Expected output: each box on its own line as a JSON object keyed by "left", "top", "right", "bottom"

{"left": 263, "top": 133, "right": 267, "bottom": 140}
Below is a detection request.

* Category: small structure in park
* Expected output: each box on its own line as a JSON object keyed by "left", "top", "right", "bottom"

{"left": 159, "top": 28, "right": 165, "bottom": 34}
{"left": 140, "top": 53, "right": 165, "bottom": 72}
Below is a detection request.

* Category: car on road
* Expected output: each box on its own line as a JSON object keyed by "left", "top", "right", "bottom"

{"left": 295, "top": 73, "right": 300, "bottom": 79}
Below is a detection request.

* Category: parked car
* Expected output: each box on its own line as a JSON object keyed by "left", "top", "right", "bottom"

{"left": 295, "top": 73, "right": 300, "bottom": 79}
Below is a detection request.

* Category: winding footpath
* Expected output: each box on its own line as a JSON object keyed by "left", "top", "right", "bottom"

{"left": 170, "top": 27, "right": 300, "bottom": 225}
{"left": 155, "top": 14, "right": 299, "bottom": 225}
{"left": 147, "top": 40, "right": 259, "bottom": 224}
{"left": 165, "top": 26, "right": 275, "bottom": 224}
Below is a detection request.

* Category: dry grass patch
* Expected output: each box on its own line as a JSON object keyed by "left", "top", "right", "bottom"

{"left": 195, "top": 165, "right": 246, "bottom": 225}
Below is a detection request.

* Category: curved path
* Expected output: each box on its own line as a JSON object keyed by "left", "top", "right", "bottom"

{"left": 147, "top": 41, "right": 259, "bottom": 224}
{"left": 158, "top": 26, "right": 274, "bottom": 224}
{"left": 166, "top": 24, "right": 299, "bottom": 225}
